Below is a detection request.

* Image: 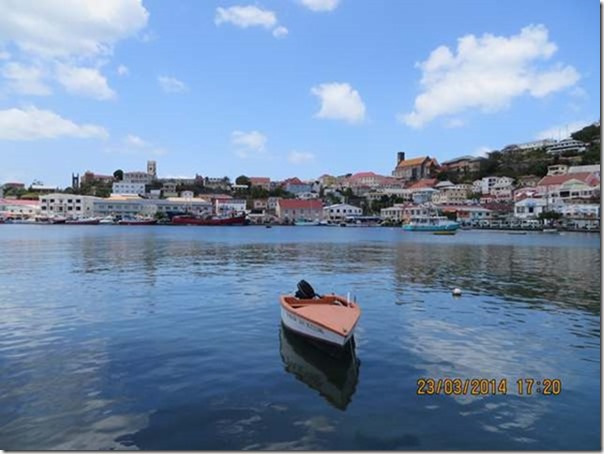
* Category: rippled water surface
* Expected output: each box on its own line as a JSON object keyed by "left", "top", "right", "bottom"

{"left": 0, "top": 226, "right": 600, "bottom": 450}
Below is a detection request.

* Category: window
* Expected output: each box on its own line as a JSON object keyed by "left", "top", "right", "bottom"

{"left": 76, "top": 207, "right": 81, "bottom": 211}
{"left": 76, "top": 199, "right": 81, "bottom": 203}
{"left": 67, "top": 207, "right": 73, "bottom": 210}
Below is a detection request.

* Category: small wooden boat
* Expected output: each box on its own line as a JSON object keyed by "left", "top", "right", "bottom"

{"left": 433, "top": 230, "right": 456, "bottom": 236}
{"left": 280, "top": 281, "right": 360, "bottom": 347}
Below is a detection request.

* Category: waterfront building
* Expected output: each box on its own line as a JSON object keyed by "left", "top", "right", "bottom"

{"left": 112, "top": 181, "right": 146, "bottom": 196}
{"left": 438, "top": 205, "right": 492, "bottom": 224}
{"left": 39, "top": 193, "right": 100, "bottom": 217}
{"left": 276, "top": 199, "right": 323, "bottom": 221}
{"left": 267, "top": 197, "right": 282, "bottom": 212}
{"left": 546, "top": 138, "right": 588, "bottom": 155}
{"left": 323, "top": 203, "right": 362, "bottom": 222}
{"left": 253, "top": 199, "right": 268, "bottom": 211}
{"left": 392, "top": 152, "right": 439, "bottom": 181}
{"left": 0, "top": 198, "right": 41, "bottom": 218}
{"left": 514, "top": 197, "right": 547, "bottom": 219}
{"left": 215, "top": 198, "right": 246, "bottom": 216}
{"left": 380, "top": 203, "right": 431, "bottom": 223}
{"left": 92, "top": 196, "right": 211, "bottom": 218}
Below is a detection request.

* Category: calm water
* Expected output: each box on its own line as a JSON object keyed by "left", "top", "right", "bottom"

{"left": 0, "top": 225, "right": 600, "bottom": 450}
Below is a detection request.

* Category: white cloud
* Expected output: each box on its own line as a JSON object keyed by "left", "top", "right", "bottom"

{"left": 0, "top": 0, "right": 149, "bottom": 59}
{"left": 288, "top": 151, "right": 315, "bottom": 164}
{"left": 401, "top": 25, "right": 580, "bottom": 128}
{"left": 124, "top": 134, "right": 147, "bottom": 147}
{"left": 311, "top": 82, "right": 366, "bottom": 123}
{"left": 56, "top": 64, "right": 115, "bottom": 100}
{"left": 215, "top": 6, "right": 277, "bottom": 29}
{"left": 158, "top": 75, "right": 188, "bottom": 93}
{"left": 117, "top": 64, "right": 129, "bottom": 76}
{"left": 272, "top": 26, "right": 289, "bottom": 38}
{"left": 445, "top": 118, "right": 465, "bottom": 128}
{"left": 0, "top": 106, "right": 108, "bottom": 140}
{"left": 231, "top": 130, "right": 267, "bottom": 158}
{"left": 535, "top": 120, "right": 592, "bottom": 140}
{"left": 300, "top": 0, "right": 340, "bottom": 12}
{"left": 0, "top": 1, "right": 148, "bottom": 101}
{"left": 2, "top": 62, "right": 51, "bottom": 95}
{"left": 0, "top": 50, "right": 10, "bottom": 60}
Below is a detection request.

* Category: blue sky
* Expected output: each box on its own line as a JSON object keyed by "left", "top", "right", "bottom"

{"left": 0, "top": 0, "right": 599, "bottom": 187}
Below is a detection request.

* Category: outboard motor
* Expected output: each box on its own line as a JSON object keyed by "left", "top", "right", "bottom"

{"left": 295, "top": 280, "right": 317, "bottom": 299}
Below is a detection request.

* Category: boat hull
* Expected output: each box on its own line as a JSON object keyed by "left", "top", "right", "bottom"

{"left": 402, "top": 223, "right": 459, "bottom": 232}
{"left": 117, "top": 220, "right": 157, "bottom": 225}
{"left": 281, "top": 306, "right": 354, "bottom": 347}
{"left": 172, "top": 215, "right": 247, "bottom": 226}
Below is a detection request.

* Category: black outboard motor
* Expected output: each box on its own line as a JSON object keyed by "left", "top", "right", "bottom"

{"left": 295, "top": 280, "right": 317, "bottom": 299}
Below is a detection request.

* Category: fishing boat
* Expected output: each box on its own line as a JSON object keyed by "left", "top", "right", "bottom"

{"left": 280, "top": 280, "right": 361, "bottom": 347}
{"left": 171, "top": 213, "right": 247, "bottom": 226}
{"left": 294, "top": 219, "right": 320, "bottom": 226}
{"left": 279, "top": 326, "right": 359, "bottom": 410}
{"left": 65, "top": 217, "right": 100, "bottom": 225}
{"left": 117, "top": 217, "right": 157, "bottom": 225}
{"left": 402, "top": 215, "right": 459, "bottom": 232}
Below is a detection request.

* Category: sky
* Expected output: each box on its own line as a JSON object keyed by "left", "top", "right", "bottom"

{"left": 0, "top": 0, "right": 600, "bottom": 187}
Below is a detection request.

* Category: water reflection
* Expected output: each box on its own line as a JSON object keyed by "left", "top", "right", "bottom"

{"left": 279, "top": 325, "right": 360, "bottom": 411}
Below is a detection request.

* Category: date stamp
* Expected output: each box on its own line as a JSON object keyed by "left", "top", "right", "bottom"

{"left": 416, "top": 378, "right": 562, "bottom": 396}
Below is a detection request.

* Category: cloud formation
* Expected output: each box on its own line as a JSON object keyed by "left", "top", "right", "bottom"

{"left": 231, "top": 130, "right": 267, "bottom": 158}
{"left": 0, "top": 1, "right": 148, "bottom": 100}
{"left": 311, "top": 82, "right": 366, "bottom": 123}
{"left": 400, "top": 25, "right": 580, "bottom": 128}
{"left": 158, "top": 75, "right": 188, "bottom": 93}
{"left": 56, "top": 64, "right": 115, "bottom": 100}
{"left": 215, "top": 5, "right": 287, "bottom": 39}
{"left": 0, "top": 106, "right": 108, "bottom": 140}
{"left": 300, "top": 0, "right": 340, "bottom": 12}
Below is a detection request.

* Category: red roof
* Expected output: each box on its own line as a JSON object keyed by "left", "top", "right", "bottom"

{"left": 537, "top": 172, "right": 599, "bottom": 187}
{"left": 350, "top": 172, "right": 380, "bottom": 179}
{"left": 278, "top": 199, "right": 323, "bottom": 210}
{"left": 284, "top": 177, "right": 304, "bottom": 185}
{"left": 249, "top": 177, "right": 270, "bottom": 184}
{"left": 408, "top": 178, "right": 438, "bottom": 189}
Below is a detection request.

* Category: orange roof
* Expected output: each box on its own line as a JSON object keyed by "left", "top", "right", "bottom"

{"left": 537, "top": 172, "right": 599, "bottom": 187}
{"left": 396, "top": 156, "right": 431, "bottom": 168}
{"left": 278, "top": 199, "right": 322, "bottom": 210}
{"left": 249, "top": 177, "right": 270, "bottom": 184}
{"left": 408, "top": 178, "right": 438, "bottom": 189}
{"left": 284, "top": 177, "right": 304, "bottom": 185}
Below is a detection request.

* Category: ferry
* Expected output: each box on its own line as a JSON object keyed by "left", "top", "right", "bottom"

{"left": 402, "top": 215, "right": 459, "bottom": 232}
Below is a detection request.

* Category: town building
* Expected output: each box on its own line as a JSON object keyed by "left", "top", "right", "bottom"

{"left": 253, "top": 199, "right": 268, "bottom": 211}
{"left": 276, "top": 199, "right": 323, "bottom": 221}
{"left": 536, "top": 172, "right": 600, "bottom": 203}
{"left": 81, "top": 172, "right": 114, "bottom": 185}
{"left": 112, "top": 182, "right": 146, "bottom": 196}
{"left": 392, "top": 152, "right": 439, "bottom": 181}
{"left": 546, "top": 138, "right": 588, "bottom": 155}
{"left": 39, "top": 193, "right": 100, "bottom": 217}
{"left": 283, "top": 177, "right": 312, "bottom": 195}
{"left": 323, "top": 203, "right": 362, "bottom": 222}
{"left": 92, "top": 196, "right": 212, "bottom": 218}
{"left": 432, "top": 183, "right": 473, "bottom": 205}
{"left": 249, "top": 177, "right": 271, "bottom": 190}
{"left": 215, "top": 198, "right": 246, "bottom": 215}
{"left": 267, "top": 197, "right": 282, "bottom": 212}
{"left": 0, "top": 198, "right": 41, "bottom": 218}
{"left": 514, "top": 197, "right": 548, "bottom": 219}
{"left": 439, "top": 155, "right": 483, "bottom": 175}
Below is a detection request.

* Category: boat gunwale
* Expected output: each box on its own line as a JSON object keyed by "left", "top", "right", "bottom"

{"left": 280, "top": 295, "right": 361, "bottom": 337}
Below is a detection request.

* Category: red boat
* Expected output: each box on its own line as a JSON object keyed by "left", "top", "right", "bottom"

{"left": 172, "top": 214, "right": 247, "bottom": 226}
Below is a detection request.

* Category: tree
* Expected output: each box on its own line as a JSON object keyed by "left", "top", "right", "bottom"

{"left": 113, "top": 169, "right": 124, "bottom": 181}
{"left": 235, "top": 175, "right": 250, "bottom": 187}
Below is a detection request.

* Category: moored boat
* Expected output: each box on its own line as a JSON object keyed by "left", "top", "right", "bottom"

{"left": 280, "top": 280, "right": 361, "bottom": 347}
{"left": 402, "top": 215, "right": 459, "bottom": 232}
{"left": 294, "top": 219, "right": 320, "bottom": 226}
{"left": 172, "top": 213, "right": 247, "bottom": 226}
{"left": 65, "top": 217, "right": 100, "bottom": 225}
{"left": 433, "top": 230, "right": 456, "bottom": 235}
{"left": 117, "top": 217, "right": 157, "bottom": 225}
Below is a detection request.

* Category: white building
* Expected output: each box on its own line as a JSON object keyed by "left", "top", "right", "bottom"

{"left": 546, "top": 139, "right": 588, "bottom": 155}
{"left": 514, "top": 198, "right": 547, "bottom": 219}
{"left": 39, "top": 193, "right": 100, "bottom": 218}
{"left": 215, "top": 198, "right": 246, "bottom": 215}
{"left": 112, "top": 182, "right": 146, "bottom": 196}
{"left": 0, "top": 198, "right": 41, "bottom": 218}
{"left": 323, "top": 203, "right": 362, "bottom": 222}
{"left": 93, "top": 196, "right": 212, "bottom": 218}
{"left": 432, "top": 184, "right": 472, "bottom": 205}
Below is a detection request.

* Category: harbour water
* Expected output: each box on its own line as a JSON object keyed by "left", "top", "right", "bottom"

{"left": 0, "top": 226, "right": 600, "bottom": 450}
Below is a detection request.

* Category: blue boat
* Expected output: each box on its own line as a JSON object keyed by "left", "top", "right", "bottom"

{"left": 402, "top": 215, "right": 459, "bottom": 232}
